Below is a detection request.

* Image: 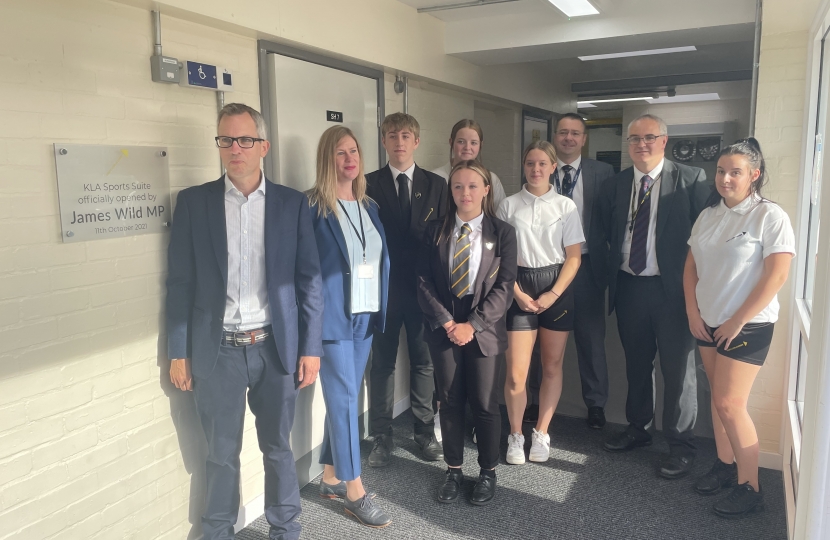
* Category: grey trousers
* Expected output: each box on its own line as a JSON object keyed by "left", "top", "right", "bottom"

{"left": 193, "top": 340, "right": 301, "bottom": 540}
{"left": 614, "top": 271, "right": 697, "bottom": 452}
{"left": 572, "top": 255, "right": 609, "bottom": 409}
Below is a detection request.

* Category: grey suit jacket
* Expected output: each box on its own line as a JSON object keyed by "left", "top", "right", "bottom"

{"left": 599, "top": 159, "right": 711, "bottom": 314}
{"left": 165, "top": 177, "right": 324, "bottom": 378}
{"left": 577, "top": 158, "right": 616, "bottom": 289}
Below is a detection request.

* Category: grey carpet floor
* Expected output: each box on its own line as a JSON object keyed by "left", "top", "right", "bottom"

{"left": 237, "top": 410, "right": 787, "bottom": 540}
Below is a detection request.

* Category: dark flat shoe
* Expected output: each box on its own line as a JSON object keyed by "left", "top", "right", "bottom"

{"left": 603, "top": 429, "right": 652, "bottom": 453}
{"left": 437, "top": 468, "right": 464, "bottom": 504}
{"left": 587, "top": 407, "right": 606, "bottom": 429}
{"left": 713, "top": 482, "right": 764, "bottom": 519}
{"left": 344, "top": 494, "right": 392, "bottom": 528}
{"left": 368, "top": 434, "right": 394, "bottom": 468}
{"left": 470, "top": 473, "right": 496, "bottom": 506}
{"left": 658, "top": 451, "right": 695, "bottom": 479}
{"left": 694, "top": 459, "right": 737, "bottom": 495}
{"left": 414, "top": 432, "right": 444, "bottom": 462}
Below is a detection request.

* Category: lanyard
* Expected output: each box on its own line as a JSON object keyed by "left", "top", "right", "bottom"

{"left": 553, "top": 162, "right": 582, "bottom": 195}
{"left": 628, "top": 173, "right": 661, "bottom": 233}
{"left": 337, "top": 200, "right": 367, "bottom": 263}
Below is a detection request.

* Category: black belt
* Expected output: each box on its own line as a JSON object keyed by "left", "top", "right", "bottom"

{"left": 221, "top": 325, "right": 272, "bottom": 347}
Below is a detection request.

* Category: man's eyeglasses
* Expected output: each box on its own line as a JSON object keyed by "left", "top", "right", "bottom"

{"left": 626, "top": 134, "right": 665, "bottom": 146}
{"left": 215, "top": 136, "right": 265, "bottom": 149}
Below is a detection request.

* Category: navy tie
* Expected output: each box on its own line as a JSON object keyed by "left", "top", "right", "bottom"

{"left": 628, "top": 175, "right": 652, "bottom": 275}
{"left": 560, "top": 165, "right": 574, "bottom": 199}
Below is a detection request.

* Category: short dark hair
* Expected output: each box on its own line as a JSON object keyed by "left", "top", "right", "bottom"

{"left": 217, "top": 103, "right": 267, "bottom": 139}
{"left": 555, "top": 113, "right": 587, "bottom": 132}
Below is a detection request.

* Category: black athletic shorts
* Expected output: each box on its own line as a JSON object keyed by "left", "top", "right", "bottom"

{"left": 506, "top": 264, "right": 574, "bottom": 332}
{"left": 697, "top": 322, "right": 774, "bottom": 366}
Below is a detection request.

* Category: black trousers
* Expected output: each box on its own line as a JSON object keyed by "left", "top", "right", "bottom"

{"left": 429, "top": 296, "right": 501, "bottom": 470}
{"left": 193, "top": 339, "right": 300, "bottom": 540}
{"left": 369, "top": 286, "right": 435, "bottom": 436}
{"left": 615, "top": 271, "right": 697, "bottom": 452}
{"left": 572, "top": 255, "right": 609, "bottom": 409}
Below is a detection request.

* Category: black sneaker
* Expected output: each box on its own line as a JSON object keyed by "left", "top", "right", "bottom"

{"left": 713, "top": 482, "right": 764, "bottom": 519}
{"left": 694, "top": 459, "right": 738, "bottom": 495}
{"left": 414, "top": 432, "right": 444, "bottom": 461}
{"left": 368, "top": 434, "right": 394, "bottom": 468}
{"left": 344, "top": 494, "right": 392, "bottom": 528}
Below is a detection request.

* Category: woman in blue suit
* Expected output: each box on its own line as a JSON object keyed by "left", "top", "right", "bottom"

{"left": 309, "top": 125, "right": 392, "bottom": 528}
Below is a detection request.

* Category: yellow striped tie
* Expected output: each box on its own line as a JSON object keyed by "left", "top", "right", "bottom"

{"left": 451, "top": 223, "right": 472, "bottom": 298}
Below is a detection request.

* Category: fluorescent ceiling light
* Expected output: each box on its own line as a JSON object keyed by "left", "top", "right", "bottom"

{"left": 548, "top": 0, "right": 599, "bottom": 17}
{"left": 577, "top": 97, "right": 651, "bottom": 106}
{"left": 645, "top": 92, "right": 720, "bottom": 104}
{"left": 579, "top": 46, "right": 697, "bottom": 62}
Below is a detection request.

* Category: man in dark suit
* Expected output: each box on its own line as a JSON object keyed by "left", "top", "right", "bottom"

{"left": 166, "top": 103, "right": 323, "bottom": 540}
{"left": 600, "top": 114, "right": 710, "bottom": 479}
{"left": 551, "top": 113, "right": 615, "bottom": 429}
{"left": 365, "top": 112, "right": 447, "bottom": 467}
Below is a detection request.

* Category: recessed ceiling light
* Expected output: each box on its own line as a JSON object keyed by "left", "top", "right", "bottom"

{"left": 645, "top": 92, "right": 720, "bottom": 104}
{"left": 547, "top": 0, "right": 599, "bottom": 17}
{"left": 577, "top": 97, "right": 651, "bottom": 106}
{"left": 579, "top": 46, "right": 697, "bottom": 61}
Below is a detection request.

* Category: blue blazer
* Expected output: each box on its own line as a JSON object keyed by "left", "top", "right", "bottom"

{"left": 310, "top": 199, "right": 390, "bottom": 341}
{"left": 166, "top": 176, "right": 324, "bottom": 378}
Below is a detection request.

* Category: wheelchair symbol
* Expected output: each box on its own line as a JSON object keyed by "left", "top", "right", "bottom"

{"left": 197, "top": 66, "right": 206, "bottom": 80}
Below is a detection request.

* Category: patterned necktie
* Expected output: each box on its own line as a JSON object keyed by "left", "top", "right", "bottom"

{"left": 451, "top": 223, "right": 472, "bottom": 298}
{"left": 560, "top": 165, "right": 574, "bottom": 199}
{"left": 628, "top": 175, "right": 652, "bottom": 275}
{"left": 397, "top": 173, "right": 411, "bottom": 225}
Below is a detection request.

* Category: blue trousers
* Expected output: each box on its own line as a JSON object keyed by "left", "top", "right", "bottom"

{"left": 193, "top": 339, "right": 301, "bottom": 540}
{"left": 319, "top": 313, "right": 374, "bottom": 481}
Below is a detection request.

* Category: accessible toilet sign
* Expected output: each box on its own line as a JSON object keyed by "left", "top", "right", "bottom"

{"left": 54, "top": 144, "right": 173, "bottom": 243}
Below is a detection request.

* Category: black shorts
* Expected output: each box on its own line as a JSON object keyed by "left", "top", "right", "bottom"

{"left": 697, "top": 322, "right": 774, "bottom": 366}
{"left": 506, "top": 264, "right": 574, "bottom": 332}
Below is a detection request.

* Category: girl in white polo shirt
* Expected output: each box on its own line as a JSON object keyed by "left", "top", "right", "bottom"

{"left": 684, "top": 138, "right": 794, "bottom": 519}
{"left": 497, "top": 141, "right": 584, "bottom": 465}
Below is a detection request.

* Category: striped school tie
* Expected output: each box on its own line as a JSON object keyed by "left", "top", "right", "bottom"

{"left": 629, "top": 175, "right": 652, "bottom": 275}
{"left": 451, "top": 223, "right": 472, "bottom": 298}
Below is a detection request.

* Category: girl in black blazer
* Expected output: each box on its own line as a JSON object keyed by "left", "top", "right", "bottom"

{"left": 417, "top": 160, "right": 517, "bottom": 506}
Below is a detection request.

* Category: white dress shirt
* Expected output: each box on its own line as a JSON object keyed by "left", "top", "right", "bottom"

{"left": 448, "top": 212, "right": 485, "bottom": 296}
{"left": 689, "top": 195, "right": 795, "bottom": 327}
{"left": 621, "top": 159, "right": 664, "bottom": 276}
{"left": 497, "top": 184, "right": 584, "bottom": 268}
{"left": 432, "top": 162, "right": 505, "bottom": 207}
{"left": 554, "top": 156, "right": 587, "bottom": 254}
{"left": 389, "top": 163, "right": 415, "bottom": 197}
{"left": 223, "top": 173, "right": 271, "bottom": 331}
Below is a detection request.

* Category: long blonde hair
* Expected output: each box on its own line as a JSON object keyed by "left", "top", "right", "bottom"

{"left": 437, "top": 160, "right": 495, "bottom": 244}
{"left": 308, "top": 126, "right": 368, "bottom": 216}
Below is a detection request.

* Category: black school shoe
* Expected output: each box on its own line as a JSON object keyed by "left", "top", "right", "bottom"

{"left": 713, "top": 482, "right": 764, "bottom": 519}
{"left": 437, "top": 468, "right": 464, "bottom": 503}
{"left": 694, "top": 459, "right": 738, "bottom": 495}
{"left": 367, "top": 434, "right": 394, "bottom": 468}
{"left": 414, "top": 432, "right": 444, "bottom": 461}
{"left": 470, "top": 471, "right": 496, "bottom": 506}
{"left": 587, "top": 407, "right": 606, "bottom": 429}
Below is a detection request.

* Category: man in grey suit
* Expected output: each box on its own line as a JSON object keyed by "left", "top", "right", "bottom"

{"left": 551, "top": 113, "right": 615, "bottom": 429}
{"left": 600, "top": 114, "right": 710, "bottom": 480}
{"left": 166, "top": 103, "right": 323, "bottom": 540}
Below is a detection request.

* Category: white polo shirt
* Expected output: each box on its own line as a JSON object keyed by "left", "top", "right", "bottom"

{"left": 688, "top": 195, "right": 795, "bottom": 327}
{"left": 497, "top": 184, "right": 584, "bottom": 268}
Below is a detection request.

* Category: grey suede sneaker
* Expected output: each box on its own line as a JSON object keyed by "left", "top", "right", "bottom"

{"left": 344, "top": 494, "right": 392, "bottom": 528}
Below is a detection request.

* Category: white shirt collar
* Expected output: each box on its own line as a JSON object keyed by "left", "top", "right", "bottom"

{"left": 520, "top": 183, "right": 557, "bottom": 204}
{"left": 224, "top": 171, "right": 266, "bottom": 197}
{"left": 389, "top": 163, "right": 416, "bottom": 181}
{"left": 455, "top": 211, "right": 484, "bottom": 232}
{"left": 716, "top": 193, "right": 763, "bottom": 216}
{"left": 557, "top": 155, "right": 582, "bottom": 171}
{"left": 633, "top": 158, "right": 664, "bottom": 184}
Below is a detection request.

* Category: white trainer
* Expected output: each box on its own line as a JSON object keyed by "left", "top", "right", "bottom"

{"left": 434, "top": 411, "right": 442, "bottom": 443}
{"left": 506, "top": 433, "right": 526, "bottom": 465}
{"left": 528, "top": 428, "right": 551, "bottom": 462}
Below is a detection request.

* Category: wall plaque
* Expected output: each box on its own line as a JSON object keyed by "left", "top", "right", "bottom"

{"left": 54, "top": 144, "right": 172, "bottom": 243}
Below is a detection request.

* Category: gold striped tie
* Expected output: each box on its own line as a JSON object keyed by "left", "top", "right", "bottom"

{"left": 451, "top": 223, "right": 472, "bottom": 298}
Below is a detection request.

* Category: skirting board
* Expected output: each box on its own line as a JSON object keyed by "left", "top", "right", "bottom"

{"left": 760, "top": 451, "right": 783, "bottom": 471}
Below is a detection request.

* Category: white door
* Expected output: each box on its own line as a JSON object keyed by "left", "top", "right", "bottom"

{"left": 267, "top": 53, "right": 380, "bottom": 192}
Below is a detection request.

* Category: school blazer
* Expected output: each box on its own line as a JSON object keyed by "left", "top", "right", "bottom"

{"left": 310, "top": 199, "right": 390, "bottom": 341}
{"left": 599, "top": 159, "right": 711, "bottom": 313}
{"left": 416, "top": 215, "right": 518, "bottom": 357}
{"left": 365, "top": 164, "right": 448, "bottom": 289}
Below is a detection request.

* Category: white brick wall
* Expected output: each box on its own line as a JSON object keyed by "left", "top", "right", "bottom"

{"left": 0, "top": 1, "right": 261, "bottom": 538}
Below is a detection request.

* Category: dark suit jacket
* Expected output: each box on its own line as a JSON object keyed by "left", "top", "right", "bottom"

{"left": 578, "top": 158, "right": 616, "bottom": 289}
{"left": 310, "top": 199, "right": 390, "bottom": 341}
{"left": 416, "top": 215, "right": 517, "bottom": 357}
{"left": 165, "top": 177, "right": 324, "bottom": 378}
{"left": 600, "top": 159, "right": 711, "bottom": 314}
{"left": 365, "top": 164, "right": 447, "bottom": 290}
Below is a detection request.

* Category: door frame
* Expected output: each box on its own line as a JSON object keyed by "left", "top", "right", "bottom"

{"left": 257, "top": 40, "right": 386, "bottom": 182}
